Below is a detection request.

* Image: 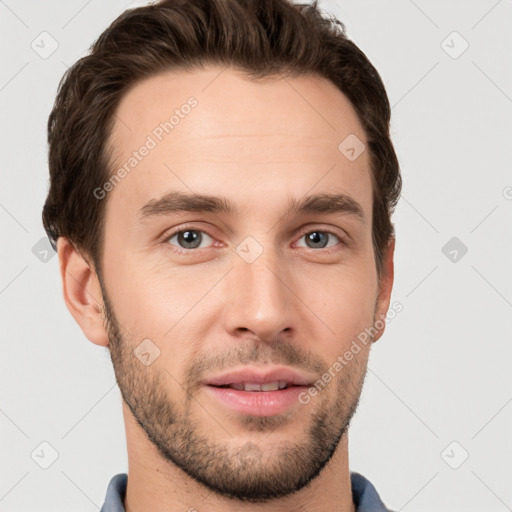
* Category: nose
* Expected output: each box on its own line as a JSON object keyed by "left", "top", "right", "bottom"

{"left": 221, "top": 244, "right": 295, "bottom": 343}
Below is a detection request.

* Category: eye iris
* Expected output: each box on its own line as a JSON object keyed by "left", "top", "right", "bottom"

{"left": 178, "top": 230, "right": 201, "bottom": 249}
{"left": 306, "top": 231, "right": 328, "bottom": 249}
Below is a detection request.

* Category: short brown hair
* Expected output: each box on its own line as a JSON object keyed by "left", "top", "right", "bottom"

{"left": 42, "top": 0, "right": 401, "bottom": 277}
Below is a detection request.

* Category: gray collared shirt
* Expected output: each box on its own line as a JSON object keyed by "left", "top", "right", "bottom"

{"left": 100, "top": 472, "right": 394, "bottom": 511}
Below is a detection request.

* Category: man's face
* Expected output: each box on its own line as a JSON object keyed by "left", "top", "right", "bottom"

{"left": 98, "top": 67, "right": 389, "bottom": 501}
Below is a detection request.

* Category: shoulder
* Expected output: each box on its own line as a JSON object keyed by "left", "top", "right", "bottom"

{"left": 100, "top": 473, "right": 128, "bottom": 512}
{"left": 350, "top": 471, "right": 395, "bottom": 512}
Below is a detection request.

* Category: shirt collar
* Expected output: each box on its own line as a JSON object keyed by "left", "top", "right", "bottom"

{"left": 100, "top": 471, "right": 392, "bottom": 511}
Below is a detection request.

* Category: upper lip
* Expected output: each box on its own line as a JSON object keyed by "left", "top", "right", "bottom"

{"left": 203, "top": 366, "right": 316, "bottom": 387}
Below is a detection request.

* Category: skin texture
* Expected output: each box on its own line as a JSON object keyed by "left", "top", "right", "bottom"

{"left": 58, "top": 66, "right": 394, "bottom": 512}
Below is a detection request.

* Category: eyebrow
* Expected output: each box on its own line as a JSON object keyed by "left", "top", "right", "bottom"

{"left": 137, "top": 191, "right": 365, "bottom": 223}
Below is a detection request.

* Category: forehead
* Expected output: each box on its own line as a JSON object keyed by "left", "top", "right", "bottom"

{"left": 111, "top": 66, "right": 367, "bottom": 148}
{"left": 105, "top": 66, "right": 372, "bottom": 221}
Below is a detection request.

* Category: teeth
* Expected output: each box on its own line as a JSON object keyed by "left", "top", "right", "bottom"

{"left": 228, "top": 381, "right": 290, "bottom": 391}
{"left": 244, "top": 382, "right": 269, "bottom": 391}
{"left": 261, "top": 381, "right": 279, "bottom": 391}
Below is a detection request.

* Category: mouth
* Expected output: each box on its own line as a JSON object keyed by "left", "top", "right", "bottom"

{"left": 210, "top": 380, "right": 297, "bottom": 391}
{"left": 202, "top": 367, "right": 315, "bottom": 417}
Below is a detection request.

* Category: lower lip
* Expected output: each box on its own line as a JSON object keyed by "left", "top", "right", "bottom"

{"left": 203, "top": 385, "right": 308, "bottom": 416}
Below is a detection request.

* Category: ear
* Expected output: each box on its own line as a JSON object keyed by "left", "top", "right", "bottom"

{"left": 57, "top": 237, "right": 109, "bottom": 347}
{"left": 372, "top": 236, "right": 395, "bottom": 343}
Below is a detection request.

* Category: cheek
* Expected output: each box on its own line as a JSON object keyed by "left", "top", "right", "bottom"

{"left": 301, "top": 265, "right": 378, "bottom": 356}
{"left": 105, "top": 254, "right": 221, "bottom": 364}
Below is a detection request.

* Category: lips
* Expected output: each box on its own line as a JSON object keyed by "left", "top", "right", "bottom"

{"left": 202, "top": 367, "right": 316, "bottom": 416}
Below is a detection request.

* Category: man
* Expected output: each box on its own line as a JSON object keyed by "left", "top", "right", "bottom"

{"left": 42, "top": 0, "right": 401, "bottom": 510}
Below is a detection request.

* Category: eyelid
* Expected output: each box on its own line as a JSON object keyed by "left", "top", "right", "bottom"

{"left": 294, "top": 223, "right": 349, "bottom": 244}
{"left": 160, "top": 223, "right": 218, "bottom": 250}
{"left": 293, "top": 226, "right": 346, "bottom": 251}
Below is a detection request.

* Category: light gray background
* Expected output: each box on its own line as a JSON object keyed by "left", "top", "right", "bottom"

{"left": 1, "top": 0, "right": 511, "bottom": 510}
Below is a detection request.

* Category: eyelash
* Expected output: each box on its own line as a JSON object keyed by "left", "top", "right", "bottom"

{"left": 161, "top": 224, "right": 346, "bottom": 256}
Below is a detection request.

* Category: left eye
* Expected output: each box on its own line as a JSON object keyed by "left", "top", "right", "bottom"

{"left": 296, "top": 231, "right": 341, "bottom": 250}
{"left": 166, "top": 229, "right": 214, "bottom": 250}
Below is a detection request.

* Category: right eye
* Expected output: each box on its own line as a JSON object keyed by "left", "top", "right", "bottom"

{"left": 163, "top": 228, "right": 216, "bottom": 253}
